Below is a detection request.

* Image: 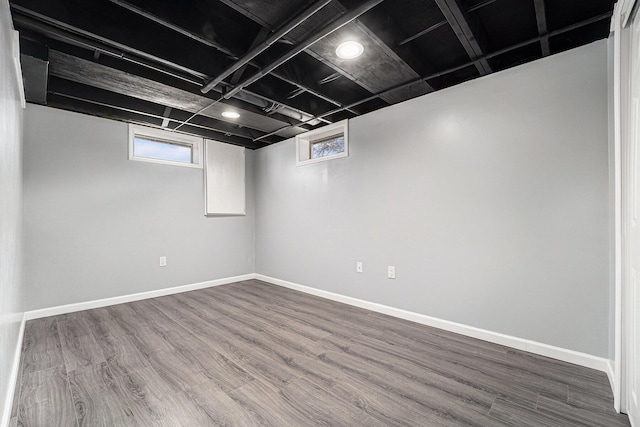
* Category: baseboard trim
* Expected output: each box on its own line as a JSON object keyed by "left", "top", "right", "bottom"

{"left": 19, "top": 273, "right": 611, "bottom": 376}
{"left": 2, "top": 314, "right": 26, "bottom": 427}
{"left": 607, "top": 359, "right": 617, "bottom": 407}
{"left": 255, "top": 274, "right": 610, "bottom": 374}
{"left": 24, "top": 274, "right": 254, "bottom": 320}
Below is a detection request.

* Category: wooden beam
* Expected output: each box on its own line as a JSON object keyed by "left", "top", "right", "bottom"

{"left": 292, "top": 7, "right": 432, "bottom": 104}
{"left": 47, "top": 50, "right": 307, "bottom": 138}
{"left": 397, "top": 21, "right": 447, "bottom": 47}
{"left": 202, "top": 0, "right": 332, "bottom": 93}
{"left": 398, "top": 0, "right": 497, "bottom": 47}
{"left": 230, "top": 27, "right": 271, "bottom": 85}
{"left": 433, "top": 0, "right": 492, "bottom": 75}
{"left": 11, "top": 5, "right": 209, "bottom": 81}
{"left": 47, "top": 81, "right": 264, "bottom": 144}
{"left": 203, "top": 1, "right": 378, "bottom": 112}
{"left": 161, "top": 106, "right": 172, "bottom": 127}
{"left": 12, "top": 5, "right": 326, "bottom": 129}
{"left": 106, "top": 0, "right": 239, "bottom": 58}
{"left": 467, "top": 0, "right": 499, "bottom": 12}
{"left": 533, "top": 0, "right": 551, "bottom": 56}
{"left": 349, "top": 1, "right": 435, "bottom": 98}
{"left": 254, "top": 10, "right": 614, "bottom": 142}
{"left": 223, "top": 0, "right": 385, "bottom": 100}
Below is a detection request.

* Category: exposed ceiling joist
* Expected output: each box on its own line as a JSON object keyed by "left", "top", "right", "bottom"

{"left": 107, "top": 0, "right": 239, "bottom": 58}
{"left": 48, "top": 50, "right": 307, "bottom": 138}
{"left": 216, "top": 0, "right": 274, "bottom": 31}
{"left": 201, "top": 0, "right": 332, "bottom": 93}
{"left": 533, "top": 0, "right": 551, "bottom": 56}
{"left": 11, "top": 4, "right": 208, "bottom": 81}
{"left": 433, "top": 0, "right": 492, "bottom": 75}
{"left": 269, "top": 70, "right": 358, "bottom": 115}
{"left": 10, "top": 0, "right": 615, "bottom": 149}
{"left": 11, "top": 5, "right": 326, "bottom": 132}
{"left": 253, "top": 8, "right": 613, "bottom": 143}
{"left": 49, "top": 91, "right": 264, "bottom": 146}
{"left": 104, "top": 3, "right": 357, "bottom": 118}
{"left": 60, "top": 0, "right": 344, "bottom": 123}
{"left": 230, "top": 27, "right": 271, "bottom": 85}
{"left": 161, "top": 106, "right": 172, "bottom": 128}
{"left": 223, "top": 0, "right": 385, "bottom": 100}
{"left": 397, "top": 0, "right": 497, "bottom": 47}
{"left": 46, "top": 76, "right": 272, "bottom": 145}
{"left": 349, "top": 5, "right": 434, "bottom": 101}
{"left": 397, "top": 21, "right": 447, "bottom": 47}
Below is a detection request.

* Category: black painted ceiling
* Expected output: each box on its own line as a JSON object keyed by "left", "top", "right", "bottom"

{"left": 11, "top": 0, "right": 615, "bottom": 149}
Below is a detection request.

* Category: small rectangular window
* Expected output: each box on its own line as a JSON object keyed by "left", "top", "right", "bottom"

{"left": 133, "top": 137, "right": 192, "bottom": 163}
{"left": 296, "top": 120, "right": 348, "bottom": 166}
{"left": 310, "top": 134, "right": 345, "bottom": 159}
{"left": 129, "top": 124, "right": 202, "bottom": 168}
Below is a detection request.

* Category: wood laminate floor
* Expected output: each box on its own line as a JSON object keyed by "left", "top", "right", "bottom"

{"left": 10, "top": 280, "right": 630, "bottom": 426}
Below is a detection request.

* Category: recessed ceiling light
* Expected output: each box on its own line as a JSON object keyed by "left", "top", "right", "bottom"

{"left": 336, "top": 41, "right": 364, "bottom": 59}
{"left": 222, "top": 111, "right": 240, "bottom": 119}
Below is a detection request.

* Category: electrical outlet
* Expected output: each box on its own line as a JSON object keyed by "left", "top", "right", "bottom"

{"left": 356, "top": 261, "right": 363, "bottom": 273}
{"left": 160, "top": 256, "right": 167, "bottom": 267}
{"left": 388, "top": 265, "right": 396, "bottom": 279}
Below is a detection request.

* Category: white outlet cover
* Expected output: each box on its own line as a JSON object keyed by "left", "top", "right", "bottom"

{"left": 160, "top": 256, "right": 167, "bottom": 267}
{"left": 388, "top": 266, "right": 396, "bottom": 279}
{"left": 356, "top": 261, "right": 363, "bottom": 273}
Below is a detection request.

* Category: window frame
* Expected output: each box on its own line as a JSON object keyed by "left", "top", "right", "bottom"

{"left": 295, "top": 119, "right": 349, "bottom": 166}
{"left": 128, "top": 124, "right": 203, "bottom": 169}
{"left": 309, "top": 133, "right": 346, "bottom": 160}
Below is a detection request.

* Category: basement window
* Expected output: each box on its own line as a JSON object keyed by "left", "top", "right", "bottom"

{"left": 296, "top": 120, "right": 348, "bottom": 166}
{"left": 129, "top": 124, "right": 203, "bottom": 168}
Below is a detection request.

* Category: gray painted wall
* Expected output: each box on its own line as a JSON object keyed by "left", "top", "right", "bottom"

{"left": 23, "top": 105, "right": 255, "bottom": 311}
{"left": 255, "top": 41, "right": 610, "bottom": 357}
{"left": 0, "top": 0, "right": 24, "bottom": 421}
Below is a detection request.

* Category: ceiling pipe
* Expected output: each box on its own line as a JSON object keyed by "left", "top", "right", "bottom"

{"left": 13, "top": 13, "right": 207, "bottom": 86}
{"left": 106, "top": 0, "right": 360, "bottom": 115}
{"left": 48, "top": 91, "right": 259, "bottom": 141}
{"left": 11, "top": 4, "right": 207, "bottom": 80}
{"left": 102, "top": 1, "right": 358, "bottom": 115}
{"left": 253, "top": 10, "right": 613, "bottom": 143}
{"left": 201, "top": 0, "right": 333, "bottom": 94}
{"left": 15, "top": 3, "right": 359, "bottom": 120}
{"left": 269, "top": 70, "right": 360, "bottom": 115}
{"left": 222, "top": 0, "right": 385, "bottom": 101}
{"left": 12, "top": 6, "right": 327, "bottom": 129}
{"left": 107, "top": 0, "right": 239, "bottom": 58}
{"left": 232, "top": 90, "right": 325, "bottom": 125}
{"left": 397, "top": 0, "right": 497, "bottom": 47}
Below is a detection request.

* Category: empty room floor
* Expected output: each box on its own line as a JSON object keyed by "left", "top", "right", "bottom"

{"left": 10, "top": 280, "right": 630, "bottom": 426}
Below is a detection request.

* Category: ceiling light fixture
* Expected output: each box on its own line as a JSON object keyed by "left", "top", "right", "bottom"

{"left": 336, "top": 40, "right": 364, "bottom": 59}
{"left": 222, "top": 111, "right": 240, "bottom": 119}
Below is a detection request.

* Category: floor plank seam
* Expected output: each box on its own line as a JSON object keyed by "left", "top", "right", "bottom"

{"left": 10, "top": 280, "right": 630, "bottom": 427}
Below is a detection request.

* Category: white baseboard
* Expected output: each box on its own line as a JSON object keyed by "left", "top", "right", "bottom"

{"left": 607, "top": 360, "right": 617, "bottom": 406}
{"left": 17, "top": 272, "right": 612, "bottom": 382}
{"left": 255, "top": 274, "right": 611, "bottom": 374}
{"left": 24, "top": 274, "right": 254, "bottom": 320}
{"left": 2, "top": 314, "right": 26, "bottom": 427}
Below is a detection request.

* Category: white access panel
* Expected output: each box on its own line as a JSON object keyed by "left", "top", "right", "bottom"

{"left": 204, "top": 140, "right": 245, "bottom": 216}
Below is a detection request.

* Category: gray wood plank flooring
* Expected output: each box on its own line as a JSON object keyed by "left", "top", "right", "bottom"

{"left": 10, "top": 279, "right": 631, "bottom": 426}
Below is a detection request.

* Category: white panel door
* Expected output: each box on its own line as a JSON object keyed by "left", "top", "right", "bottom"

{"left": 629, "top": 4, "right": 640, "bottom": 424}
